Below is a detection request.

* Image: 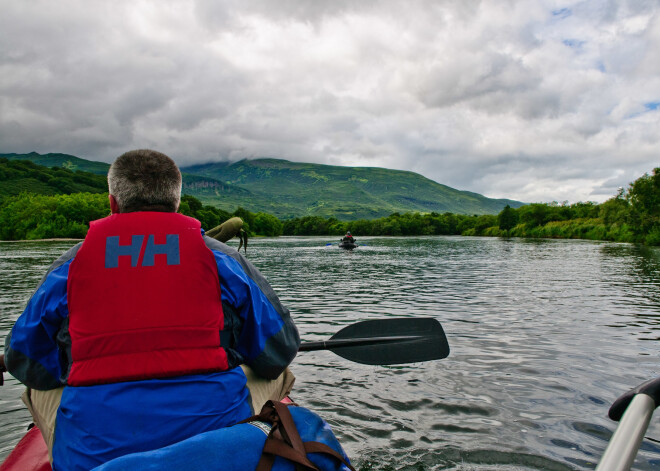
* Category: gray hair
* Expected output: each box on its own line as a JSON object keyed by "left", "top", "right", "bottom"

{"left": 108, "top": 149, "right": 182, "bottom": 213}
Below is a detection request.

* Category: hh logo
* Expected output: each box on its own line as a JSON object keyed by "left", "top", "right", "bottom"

{"left": 105, "top": 234, "right": 180, "bottom": 268}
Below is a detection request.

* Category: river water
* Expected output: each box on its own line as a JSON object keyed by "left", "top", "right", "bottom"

{"left": 1, "top": 236, "right": 659, "bottom": 470}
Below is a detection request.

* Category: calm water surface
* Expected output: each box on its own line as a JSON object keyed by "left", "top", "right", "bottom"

{"left": 1, "top": 236, "right": 659, "bottom": 470}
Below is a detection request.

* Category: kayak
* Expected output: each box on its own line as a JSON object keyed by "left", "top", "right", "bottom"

{"left": 1, "top": 321, "right": 654, "bottom": 469}
{"left": 3, "top": 375, "right": 658, "bottom": 470}
{"left": 338, "top": 240, "right": 357, "bottom": 250}
{"left": 0, "top": 426, "right": 50, "bottom": 471}
{"left": 0, "top": 398, "right": 354, "bottom": 471}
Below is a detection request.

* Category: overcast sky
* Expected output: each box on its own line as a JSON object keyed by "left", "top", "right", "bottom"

{"left": 1, "top": 1, "right": 658, "bottom": 203}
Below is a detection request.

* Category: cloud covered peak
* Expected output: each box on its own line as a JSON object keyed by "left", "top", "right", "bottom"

{"left": 1, "top": 0, "right": 658, "bottom": 203}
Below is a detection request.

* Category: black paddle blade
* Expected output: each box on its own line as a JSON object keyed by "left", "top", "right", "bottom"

{"left": 299, "top": 317, "right": 450, "bottom": 366}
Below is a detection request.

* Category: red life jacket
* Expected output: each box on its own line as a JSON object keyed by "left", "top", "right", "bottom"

{"left": 66, "top": 212, "right": 228, "bottom": 386}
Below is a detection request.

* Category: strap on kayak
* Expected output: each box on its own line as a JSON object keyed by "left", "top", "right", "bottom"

{"left": 0, "top": 358, "right": 5, "bottom": 386}
{"left": 239, "top": 400, "right": 356, "bottom": 471}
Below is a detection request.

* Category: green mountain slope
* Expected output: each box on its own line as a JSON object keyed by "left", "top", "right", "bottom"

{"left": 1, "top": 152, "right": 112, "bottom": 175}
{"left": 0, "top": 157, "right": 108, "bottom": 196}
{"left": 0, "top": 153, "right": 251, "bottom": 201}
{"left": 2, "top": 153, "right": 524, "bottom": 220}
{"left": 182, "top": 158, "right": 524, "bottom": 219}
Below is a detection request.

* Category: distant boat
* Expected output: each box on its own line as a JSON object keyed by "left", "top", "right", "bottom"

{"left": 338, "top": 239, "right": 358, "bottom": 250}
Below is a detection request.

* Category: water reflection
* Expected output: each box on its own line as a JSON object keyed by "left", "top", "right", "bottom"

{"left": 597, "top": 245, "right": 660, "bottom": 342}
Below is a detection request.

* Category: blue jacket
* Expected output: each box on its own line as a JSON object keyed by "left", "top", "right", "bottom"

{"left": 4, "top": 228, "right": 300, "bottom": 471}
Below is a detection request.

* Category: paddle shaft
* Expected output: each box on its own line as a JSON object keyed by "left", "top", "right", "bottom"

{"left": 596, "top": 394, "right": 656, "bottom": 470}
{"left": 299, "top": 335, "right": 423, "bottom": 351}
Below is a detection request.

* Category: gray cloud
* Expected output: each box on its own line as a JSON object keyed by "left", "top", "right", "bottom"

{"left": 1, "top": 0, "right": 658, "bottom": 204}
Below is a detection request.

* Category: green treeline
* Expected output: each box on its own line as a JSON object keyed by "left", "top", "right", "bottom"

{"left": 0, "top": 158, "right": 657, "bottom": 246}
{"left": 0, "top": 192, "right": 110, "bottom": 240}
{"left": 0, "top": 192, "right": 283, "bottom": 240}
{"left": 283, "top": 168, "right": 660, "bottom": 246}
{"left": 499, "top": 167, "right": 659, "bottom": 245}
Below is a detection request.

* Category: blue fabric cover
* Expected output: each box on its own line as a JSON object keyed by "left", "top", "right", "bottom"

{"left": 54, "top": 371, "right": 251, "bottom": 471}
{"left": 92, "top": 406, "right": 352, "bottom": 471}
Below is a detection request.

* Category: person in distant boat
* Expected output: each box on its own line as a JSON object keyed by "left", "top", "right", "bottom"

{"left": 342, "top": 231, "right": 355, "bottom": 244}
{"left": 3, "top": 149, "right": 300, "bottom": 471}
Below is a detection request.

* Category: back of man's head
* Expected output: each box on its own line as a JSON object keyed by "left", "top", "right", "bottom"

{"left": 108, "top": 149, "right": 182, "bottom": 213}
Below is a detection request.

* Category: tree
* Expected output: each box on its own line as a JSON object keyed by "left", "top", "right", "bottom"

{"left": 179, "top": 194, "right": 232, "bottom": 232}
{"left": 253, "top": 212, "right": 283, "bottom": 236}
{"left": 519, "top": 203, "right": 549, "bottom": 227}
{"left": 498, "top": 205, "right": 518, "bottom": 232}
{"left": 626, "top": 167, "right": 660, "bottom": 240}
{"left": 233, "top": 207, "right": 256, "bottom": 230}
{"left": 599, "top": 190, "right": 629, "bottom": 226}
{"left": 181, "top": 194, "right": 203, "bottom": 213}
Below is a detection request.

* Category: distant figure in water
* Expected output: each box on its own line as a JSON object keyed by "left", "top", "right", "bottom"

{"left": 342, "top": 231, "right": 356, "bottom": 244}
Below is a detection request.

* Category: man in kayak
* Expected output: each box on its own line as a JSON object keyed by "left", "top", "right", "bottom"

{"left": 342, "top": 231, "right": 355, "bottom": 244}
{"left": 3, "top": 149, "right": 300, "bottom": 471}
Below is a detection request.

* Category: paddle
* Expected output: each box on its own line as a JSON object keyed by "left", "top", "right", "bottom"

{"left": 0, "top": 318, "right": 449, "bottom": 385}
{"left": 299, "top": 317, "right": 449, "bottom": 365}
{"left": 596, "top": 376, "right": 660, "bottom": 470}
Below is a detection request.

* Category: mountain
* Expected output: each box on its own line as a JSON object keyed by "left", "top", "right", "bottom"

{"left": 0, "top": 152, "right": 248, "bottom": 201}
{"left": 181, "top": 158, "right": 524, "bottom": 220}
{"left": 1, "top": 153, "right": 524, "bottom": 220}
{"left": 1, "top": 152, "right": 111, "bottom": 175}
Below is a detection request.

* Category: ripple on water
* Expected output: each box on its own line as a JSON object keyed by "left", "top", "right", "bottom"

{"left": 1, "top": 237, "right": 659, "bottom": 469}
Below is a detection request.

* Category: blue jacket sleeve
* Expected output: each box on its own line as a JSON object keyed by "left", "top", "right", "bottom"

{"left": 204, "top": 236, "right": 300, "bottom": 380}
{"left": 4, "top": 256, "right": 75, "bottom": 390}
